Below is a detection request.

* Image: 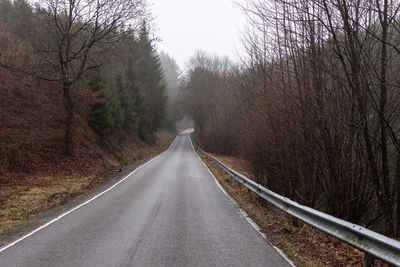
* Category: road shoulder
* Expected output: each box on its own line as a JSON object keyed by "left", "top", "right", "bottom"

{"left": 192, "top": 143, "right": 365, "bottom": 266}
{"left": 0, "top": 134, "right": 175, "bottom": 249}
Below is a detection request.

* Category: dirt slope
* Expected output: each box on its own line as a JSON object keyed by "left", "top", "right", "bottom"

{"left": 0, "top": 68, "right": 174, "bottom": 234}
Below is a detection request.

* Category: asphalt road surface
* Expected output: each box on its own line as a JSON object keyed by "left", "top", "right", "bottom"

{"left": 0, "top": 130, "right": 291, "bottom": 267}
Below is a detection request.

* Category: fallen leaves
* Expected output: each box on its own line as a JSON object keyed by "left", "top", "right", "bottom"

{"left": 200, "top": 152, "right": 390, "bottom": 267}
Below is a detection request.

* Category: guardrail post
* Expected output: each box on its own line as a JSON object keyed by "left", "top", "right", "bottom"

{"left": 364, "top": 253, "right": 374, "bottom": 267}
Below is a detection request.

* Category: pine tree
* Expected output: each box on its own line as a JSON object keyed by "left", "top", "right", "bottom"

{"left": 159, "top": 51, "right": 183, "bottom": 130}
{"left": 134, "top": 22, "right": 166, "bottom": 143}
{"left": 88, "top": 73, "right": 125, "bottom": 135}
{"left": 122, "top": 55, "right": 144, "bottom": 131}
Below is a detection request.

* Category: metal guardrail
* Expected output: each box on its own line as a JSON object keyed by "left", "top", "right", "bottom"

{"left": 196, "top": 146, "right": 400, "bottom": 266}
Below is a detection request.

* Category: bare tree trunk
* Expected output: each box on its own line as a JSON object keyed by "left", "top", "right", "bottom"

{"left": 396, "top": 155, "right": 400, "bottom": 237}
{"left": 63, "top": 81, "right": 73, "bottom": 155}
{"left": 377, "top": 0, "right": 394, "bottom": 236}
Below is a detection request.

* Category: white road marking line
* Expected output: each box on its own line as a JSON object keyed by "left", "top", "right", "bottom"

{"left": 189, "top": 137, "right": 296, "bottom": 267}
{"left": 0, "top": 136, "right": 177, "bottom": 253}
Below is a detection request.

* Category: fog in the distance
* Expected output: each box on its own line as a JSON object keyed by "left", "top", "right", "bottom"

{"left": 151, "top": 0, "right": 246, "bottom": 70}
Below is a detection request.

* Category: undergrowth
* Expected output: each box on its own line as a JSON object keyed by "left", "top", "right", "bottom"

{"left": 196, "top": 150, "right": 389, "bottom": 267}
{"left": 0, "top": 130, "right": 175, "bottom": 236}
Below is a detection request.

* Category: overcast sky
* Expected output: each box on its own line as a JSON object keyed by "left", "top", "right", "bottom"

{"left": 150, "top": 0, "right": 246, "bottom": 70}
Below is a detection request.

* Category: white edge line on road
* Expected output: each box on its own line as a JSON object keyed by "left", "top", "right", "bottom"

{"left": 189, "top": 137, "right": 296, "bottom": 267}
{"left": 0, "top": 136, "right": 178, "bottom": 254}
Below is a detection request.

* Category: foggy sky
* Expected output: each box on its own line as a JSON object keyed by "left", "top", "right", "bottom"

{"left": 150, "top": 0, "right": 246, "bottom": 70}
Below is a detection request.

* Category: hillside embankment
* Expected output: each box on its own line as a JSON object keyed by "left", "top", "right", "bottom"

{"left": 0, "top": 69, "right": 174, "bottom": 236}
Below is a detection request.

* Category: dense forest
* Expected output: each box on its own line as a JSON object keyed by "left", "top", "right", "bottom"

{"left": 185, "top": 0, "right": 400, "bottom": 238}
{"left": 0, "top": 0, "right": 183, "bottom": 179}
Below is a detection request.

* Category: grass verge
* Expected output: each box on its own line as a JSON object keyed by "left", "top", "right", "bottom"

{"left": 0, "top": 174, "right": 96, "bottom": 233}
{"left": 195, "top": 149, "right": 389, "bottom": 267}
{"left": 0, "top": 130, "right": 175, "bottom": 238}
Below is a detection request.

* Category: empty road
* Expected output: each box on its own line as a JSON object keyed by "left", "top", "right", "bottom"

{"left": 0, "top": 131, "right": 291, "bottom": 267}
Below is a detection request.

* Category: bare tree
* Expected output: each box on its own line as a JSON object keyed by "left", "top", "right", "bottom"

{"left": 1, "top": 0, "right": 147, "bottom": 154}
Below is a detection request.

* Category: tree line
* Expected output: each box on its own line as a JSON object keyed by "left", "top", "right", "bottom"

{"left": 184, "top": 0, "right": 400, "bottom": 237}
{"left": 0, "top": 0, "right": 182, "bottom": 153}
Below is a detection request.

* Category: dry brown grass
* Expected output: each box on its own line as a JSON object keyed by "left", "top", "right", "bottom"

{"left": 197, "top": 151, "right": 389, "bottom": 267}
{"left": 0, "top": 174, "right": 95, "bottom": 233}
{"left": 0, "top": 130, "right": 175, "bottom": 235}
{"left": 0, "top": 68, "right": 176, "bottom": 238}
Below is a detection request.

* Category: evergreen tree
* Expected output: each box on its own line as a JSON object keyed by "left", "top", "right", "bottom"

{"left": 88, "top": 73, "right": 125, "bottom": 135}
{"left": 135, "top": 22, "right": 167, "bottom": 143}
{"left": 159, "top": 51, "right": 183, "bottom": 130}
{"left": 122, "top": 55, "right": 144, "bottom": 131}
{"left": 82, "top": 23, "right": 167, "bottom": 142}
